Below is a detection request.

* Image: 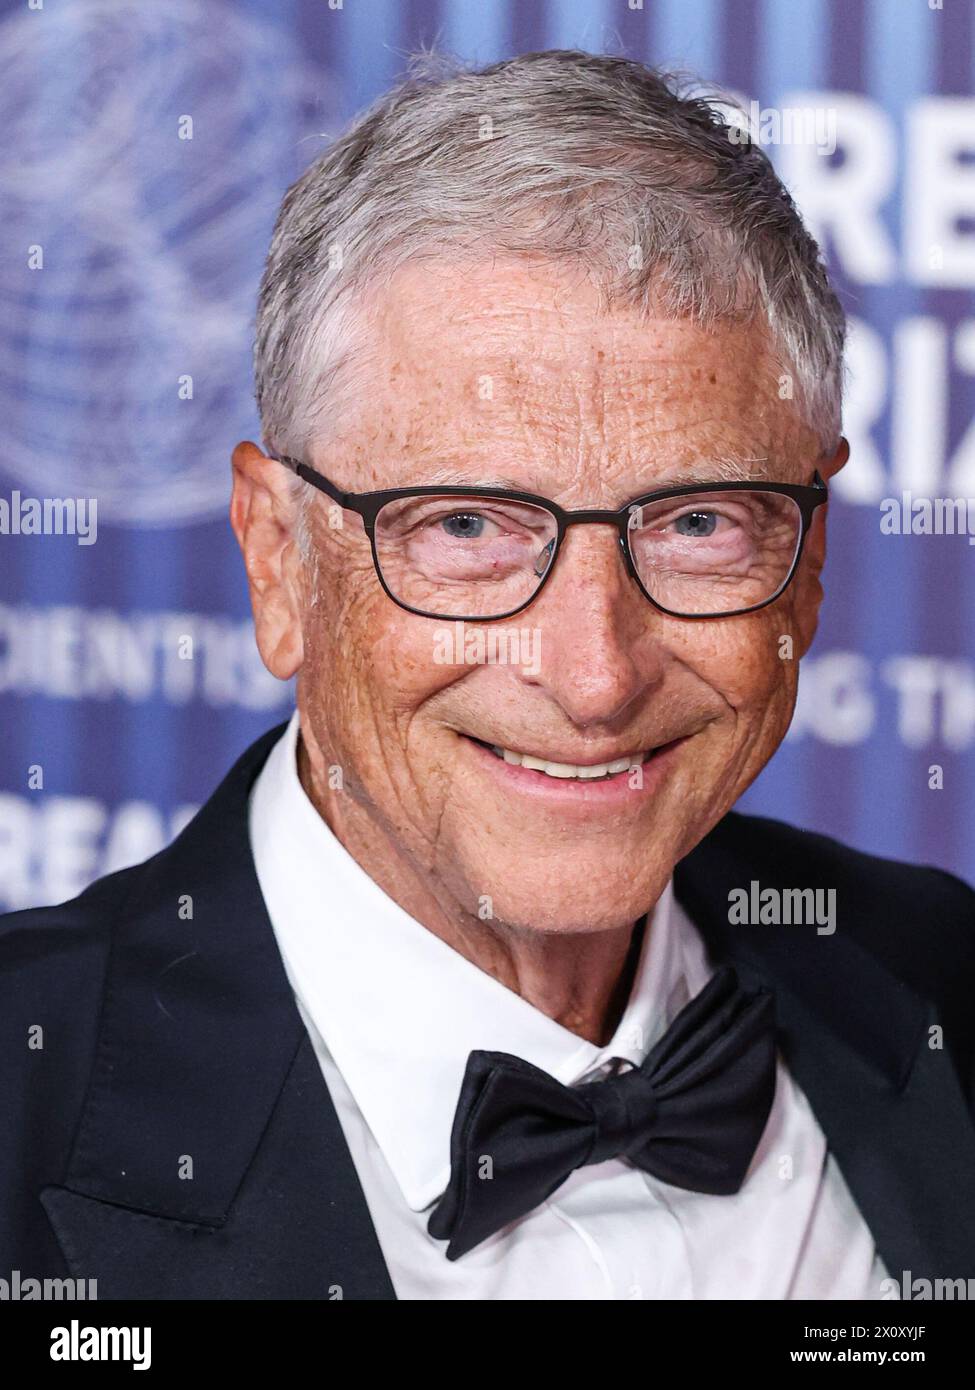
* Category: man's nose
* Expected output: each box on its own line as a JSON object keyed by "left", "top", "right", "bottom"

{"left": 519, "top": 524, "right": 667, "bottom": 728}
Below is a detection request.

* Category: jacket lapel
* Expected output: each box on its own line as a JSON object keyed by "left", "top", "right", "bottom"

{"left": 674, "top": 829, "right": 975, "bottom": 1287}
{"left": 41, "top": 724, "right": 396, "bottom": 1300}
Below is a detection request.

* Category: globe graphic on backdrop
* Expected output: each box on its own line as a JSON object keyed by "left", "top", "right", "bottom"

{"left": 0, "top": 0, "right": 335, "bottom": 525}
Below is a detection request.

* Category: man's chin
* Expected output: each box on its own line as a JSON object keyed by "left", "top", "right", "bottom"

{"left": 447, "top": 854, "right": 677, "bottom": 937}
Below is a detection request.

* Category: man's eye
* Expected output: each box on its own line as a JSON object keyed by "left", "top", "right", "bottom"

{"left": 673, "top": 510, "right": 720, "bottom": 538}
{"left": 440, "top": 512, "right": 488, "bottom": 539}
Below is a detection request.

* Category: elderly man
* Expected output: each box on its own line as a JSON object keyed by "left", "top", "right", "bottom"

{"left": 3, "top": 50, "right": 974, "bottom": 1302}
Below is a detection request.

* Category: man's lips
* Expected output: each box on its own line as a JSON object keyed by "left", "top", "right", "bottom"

{"left": 458, "top": 731, "right": 690, "bottom": 804}
{"left": 461, "top": 734, "right": 685, "bottom": 778}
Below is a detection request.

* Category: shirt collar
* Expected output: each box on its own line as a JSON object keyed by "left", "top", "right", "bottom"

{"left": 249, "top": 709, "right": 708, "bottom": 1213}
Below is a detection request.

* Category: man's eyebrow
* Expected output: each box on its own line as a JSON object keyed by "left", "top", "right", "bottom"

{"left": 651, "top": 455, "right": 772, "bottom": 487}
{"left": 415, "top": 464, "right": 536, "bottom": 490}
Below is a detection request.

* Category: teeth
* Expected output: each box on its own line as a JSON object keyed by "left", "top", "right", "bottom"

{"left": 490, "top": 746, "right": 645, "bottom": 780}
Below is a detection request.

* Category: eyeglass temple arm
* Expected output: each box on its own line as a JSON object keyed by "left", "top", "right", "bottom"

{"left": 270, "top": 452, "right": 349, "bottom": 508}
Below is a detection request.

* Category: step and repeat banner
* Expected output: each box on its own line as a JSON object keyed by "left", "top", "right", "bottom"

{"left": 1, "top": 0, "right": 973, "bottom": 910}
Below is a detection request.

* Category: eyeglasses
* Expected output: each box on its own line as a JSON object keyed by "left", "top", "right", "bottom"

{"left": 271, "top": 452, "right": 828, "bottom": 621}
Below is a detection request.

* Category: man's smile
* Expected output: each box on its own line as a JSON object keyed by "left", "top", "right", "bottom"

{"left": 459, "top": 731, "right": 691, "bottom": 804}
{"left": 482, "top": 741, "right": 647, "bottom": 779}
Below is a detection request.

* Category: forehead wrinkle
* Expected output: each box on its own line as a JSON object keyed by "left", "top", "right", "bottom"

{"left": 341, "top": 280, "right": 816, "bottom": 493}
{"left": 371, "top": 256, "right": 783, "bottom": 397}
{"left": 374, "top": 287, "right": 784, "bottom": 422}
{"left": 338, "top": 445, "right": 776, "bottom": 501}
{"left": 336, "top": 382, "right": 802, "bottom": 493}
{"left": 418, "top": 341, "right": 744, "bottom": 395}
{"left": 385, "top": 349, "right": 784, "bottom": 456}
{"left": 422, "top": 452, "right": 771, "bottom": 493}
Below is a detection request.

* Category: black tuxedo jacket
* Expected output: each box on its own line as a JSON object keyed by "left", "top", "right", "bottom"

{"left": 3, "top": 723, "right": 975, "bottom": 1299}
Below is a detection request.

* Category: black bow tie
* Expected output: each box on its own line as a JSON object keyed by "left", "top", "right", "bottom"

{"left": 427, "top": 965, "right": 777, "bottom": 1260}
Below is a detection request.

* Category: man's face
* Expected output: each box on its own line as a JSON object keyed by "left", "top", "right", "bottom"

{"left": 237, "top": 257, "right": 841, "bottom": 935}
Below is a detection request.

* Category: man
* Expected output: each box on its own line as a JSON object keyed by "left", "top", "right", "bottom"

{"left": 3, "top": 50, "right": 974, "bottom": 1301}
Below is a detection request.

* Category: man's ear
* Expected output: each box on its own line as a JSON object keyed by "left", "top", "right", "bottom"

{"left": 794, "top": 435, "right": 849, "bottom": 657}
{"left": 819, "top": 434, "right": 850, "bottom": 482}
{"left": 230, "top": 440, "right": 305, "bottom": 680}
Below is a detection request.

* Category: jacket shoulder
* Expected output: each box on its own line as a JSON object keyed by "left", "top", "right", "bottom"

{"left": 0, "top": 857, "right": 142, "bottom": 985}
{"left": 0, "top": 719, "right": 287, "bottom": 983}
{"left": 716, "top": 808, "right": 974, "bottom": 905}
{"left": 699, "top": 808, "right": 975, "bottom": 988}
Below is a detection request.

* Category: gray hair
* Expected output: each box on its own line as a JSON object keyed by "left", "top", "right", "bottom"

{"left": 254, "top": 48, "right": 846, "bottom": 539}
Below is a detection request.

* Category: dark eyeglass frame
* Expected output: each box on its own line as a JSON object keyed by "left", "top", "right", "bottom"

{"left": 270, "top": 451, "right": 828, "bottom": 621}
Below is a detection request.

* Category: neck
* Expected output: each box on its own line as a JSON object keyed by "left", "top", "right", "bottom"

{"left": 296, "top": 731, "right": 645, "bottom": 1046}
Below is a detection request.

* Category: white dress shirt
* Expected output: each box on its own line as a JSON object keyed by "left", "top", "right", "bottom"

{"left": 249, "top": 711, "right": 890, "bottom": 1300}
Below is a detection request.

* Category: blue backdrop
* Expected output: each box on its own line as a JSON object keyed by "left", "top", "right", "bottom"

{"left": 1, "top": 0, "right": 973, "bottom": 911}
